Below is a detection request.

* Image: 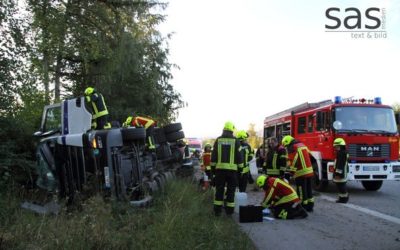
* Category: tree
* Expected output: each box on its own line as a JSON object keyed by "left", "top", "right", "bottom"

{"left": 246, "top": 123, "right": 263, "bottom": 149}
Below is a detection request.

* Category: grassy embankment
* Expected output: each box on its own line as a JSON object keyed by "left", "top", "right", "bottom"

{"left": 0, "top": 179, "right": 256, "bottom": 249}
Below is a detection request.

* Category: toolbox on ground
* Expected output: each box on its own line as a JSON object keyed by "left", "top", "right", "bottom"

{"left": 239, "top": 205, "right": 263, "bottom": 223}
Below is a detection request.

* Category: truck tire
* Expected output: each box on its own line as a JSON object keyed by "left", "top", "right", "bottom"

{"left": 154, "top": 127, "right": 167, "bottom": 144}
{"left": 166, "top": 131, "right": 185, "bottom": 142}
{"left": 163, "top": 123, "right": 182, "bottom": 134}
{"left": 361, "top": 180, "right": 383, "bottom": 191}
{"left": 312, "top": 161, "right": 328, "bottom": 192}
{"left": 121, "top": 127, "right": 146, "bottom": 141}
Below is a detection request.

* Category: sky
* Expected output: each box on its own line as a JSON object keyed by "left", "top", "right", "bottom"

{"left": 159, "top": 0, "right": 400, "bottom": 139}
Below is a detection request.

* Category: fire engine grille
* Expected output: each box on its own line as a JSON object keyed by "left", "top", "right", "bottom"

{"left": 348, "top": 144, "right": 390, "bottom": 158}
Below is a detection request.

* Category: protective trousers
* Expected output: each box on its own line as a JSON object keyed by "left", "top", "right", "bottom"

{"left": 335, "top": 181, "right": 349, "bottom": 203}
{"left": 272, "top": 202, "right": 308, "bottom": 219}
{"left": 214, "top": 169, "right": 238, "bottom": 215}
{"left": 238, "top": 172, "right": 248, "bottom": 192}
{"left": 295, "top": 177, "right": 314, "bottom": 212}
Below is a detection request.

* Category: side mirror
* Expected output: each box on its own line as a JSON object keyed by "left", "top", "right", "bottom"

{"left": 33, "top": 131, "right": 43, "bottom": 137}
{"left": 395, "top": 113, "right": 400, "bottom": 125}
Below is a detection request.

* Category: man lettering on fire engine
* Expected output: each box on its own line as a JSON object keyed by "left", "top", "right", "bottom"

{"left": 256, "top": 175, "right": 308, "bottom": 219}
{"left": 123, "top": 115, "right": 156, "bottom": 150}
{"left": 236, "top": 130, "right": 255, "bottom": 192}
{"left": 84, "top": 87, "right": 111, "bottom": 129}
{"left": 263, "top": 138, "right": 288, "bottom": 178}
{"left": 282, "top": 135, "right": 315, "bottom": 212}
{"left": 211, "top": 121, "right": 243, "bottom": 216}
{"left": 333, "top": 138, "right": 349, "bottom": 203}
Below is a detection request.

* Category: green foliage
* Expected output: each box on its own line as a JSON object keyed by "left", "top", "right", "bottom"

{"left": 0, "top": 179, "right": 255, "bottom": 250}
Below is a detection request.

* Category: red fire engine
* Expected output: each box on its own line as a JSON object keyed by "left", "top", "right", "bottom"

{"left": 263, "top": 96, "right": 400, "bottom": 191}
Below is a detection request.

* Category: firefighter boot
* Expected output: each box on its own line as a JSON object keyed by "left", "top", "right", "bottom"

{"left": 336, "top": 196, "right": 349, "bottom": 203}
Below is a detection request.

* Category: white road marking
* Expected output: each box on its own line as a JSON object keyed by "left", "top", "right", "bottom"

{"left": 319, "top": 195, "right": 400, "bottom": 225}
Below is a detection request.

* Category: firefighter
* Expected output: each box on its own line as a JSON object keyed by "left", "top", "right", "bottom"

{"left": 211, "top": 121, "right": 243, "bottom": 216}
{"left": 236, "top": 130, "right": 255, "bottom": 192}
{"left": 201, "top": 143, "right": 212, "bottom": 189}
{"left": 333, "top": 138, "right": 349, "bottom": 203}
{"left": 84, "top": 87, "right": 111, "bottom": 130}
{"left": 263, "top": 138, "right": 288, "bottom": 178}
{"left": 282, "top": 135, "right": 315, "bottom": 212}
{"left": 256, "top": 144, "right": 266, "bottom": 171}
{"left": 256, "top": 175, "right": 308, "bottom": 219}
{"left": 123, "top": 115, "right": 156, "bottom": 150}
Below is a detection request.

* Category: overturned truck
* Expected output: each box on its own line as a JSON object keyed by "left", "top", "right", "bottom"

{"left": 33, "top": 97, "right": 186, "bottom": 207}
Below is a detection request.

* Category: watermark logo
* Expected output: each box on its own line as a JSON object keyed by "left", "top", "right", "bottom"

{"left": 325, "top": 7, "right": 387, "bottom": 39}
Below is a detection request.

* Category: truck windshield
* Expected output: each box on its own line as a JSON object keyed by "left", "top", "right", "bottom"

{"left": 334, "top": 106, "right": 397, "bottom": 134}
{"left": 43, "top": 106, "right": 61, "bottom": 133}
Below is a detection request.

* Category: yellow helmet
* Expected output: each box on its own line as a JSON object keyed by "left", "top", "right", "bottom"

{"left": 281, "top": 135, "right": 294, "bottom": 147}
{"left": 223, "top": 121, "right": 235, "bottom": 132}
{"left": 236, "top": 130, "right": 248, "bottom": 139}
{"left": 333, "top": 138, "right": 346, "bottom": 146}
{"left": 256, "top": 175, "right": 267, "bottom": 188}
{"left": 123, "top": 116, "right": 133, "bottom": 127}
{"left": 84, "top": 87, "right": 95, "bottom": 95}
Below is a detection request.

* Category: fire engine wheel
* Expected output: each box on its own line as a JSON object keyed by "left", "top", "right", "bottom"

{"left": 163, "top": 123, "right": 182, "bottom": 134}
{"left": 121, "top": 127, "right": 146, "bottom": 141}
{"left": 361, "top": 180, "right": 383, "bottom": 191}
{"left": 166, "top": 131, "right": 185, "bottom": 142}
{"left": 154, "top": 127, "right": 167, "bottom": 144}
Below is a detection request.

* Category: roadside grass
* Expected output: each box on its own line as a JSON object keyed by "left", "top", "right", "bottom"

{"left": 0, "top": 179, "right": 256, "bottom": 250}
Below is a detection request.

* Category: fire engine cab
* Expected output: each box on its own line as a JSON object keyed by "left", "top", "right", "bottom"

{"left": 263, "top": 96, "right": 400, "bottom": 191}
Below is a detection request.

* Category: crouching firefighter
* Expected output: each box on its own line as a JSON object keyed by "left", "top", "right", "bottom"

{"left": 333, "top": 138, "right": 349, "bottom": 203}
{"left": 211, "top": 121, "right": 243, "bottom": 216}
{"left": 257, "top": 175, "right": 308, "bottom": 219}
{"left": 84, "top": 87, "right": 111, "bottom": 129}
{"left": 123, "top": 115, "right": 156, "bottom": 150}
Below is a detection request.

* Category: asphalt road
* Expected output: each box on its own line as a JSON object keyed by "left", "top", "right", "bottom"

{"left": 235, "top": 162, "right": 400, "bottom": 250}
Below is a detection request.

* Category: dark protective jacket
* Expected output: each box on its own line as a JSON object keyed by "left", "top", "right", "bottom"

{"left": 211, "top": 130, "right": 243, "bottom": 172}
{"left": 238, "top": 141, "right": 254, "bottom": 174}
{"left": 85, "top": 93, "right": 109, "bottom": 119}
{"left": 264, "top": 145, "right": 287, "bottom": 176}
{"left": 333, "top": 146, "right": 349, "bottom": 182}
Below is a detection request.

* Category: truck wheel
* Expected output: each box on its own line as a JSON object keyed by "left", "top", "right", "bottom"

{"left": 166, "top": 131, "right": 185, "bottom": 142}
{"left": 121, "top": 127, "right": 146, "bottom": 141}
{"left": 361, "top": 180, "right": 383, "bottom": 191}
{"left": 312, "top": 162, "right": 328, "bottom": 192}
{"left": 163, "top": 123, "right": 182, "bottom": 134}
{"left": 154, "top": 127, "right": 167, "bottom": 144}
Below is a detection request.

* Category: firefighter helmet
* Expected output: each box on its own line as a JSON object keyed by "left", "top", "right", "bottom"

{"left": 256, "top": 175, "right": 267, "bottom": 188}
{"left": 204, "top": 143, "right": 212, "bottom": 150}
{"left": 236, "top": 130, "right": 248, "bottom": 139}
{"left": 84, "top": 87, "right": 95, "bottom": 96}
{"left": 333, "top": 138, "right": 346, "bottom": 146}
{"left": 281, "top": 135, "right": 294, "bottom": 147}
{"left": 223, "top": 121, "right": 235, "bottom": 132}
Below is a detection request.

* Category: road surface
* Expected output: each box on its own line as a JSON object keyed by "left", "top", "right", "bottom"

{"left": 235, "top": 161, "right": 400, "bottom": 250}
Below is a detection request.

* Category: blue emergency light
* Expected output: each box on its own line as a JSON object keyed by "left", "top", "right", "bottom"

{"left": 374, "top": 97, "right": 382, "bottom": 104}
{"left": 334, "top": 96, "right": 342, "bottom": 104}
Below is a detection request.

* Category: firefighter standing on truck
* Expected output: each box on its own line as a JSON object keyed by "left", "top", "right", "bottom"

{"left": 211, "top": 121, "right": 243, "bottom": 216}
{"left": 282, "top": 135, "right": 315, "bottom": 212}
{"left": 263, "top": 137, "right": 288, "bottom": 178}
{"left": 256, "top": 175, "right": 308, "bottom": 219}
{"left": 123, "top": 115, "right": 156, "bottom": 150}
{"left": 236, "top": 130, "right": 254, "bottom": 192}
{"left": 84, "top": 87, "right": 111, "bottom": 129}
{"left": 333, "top": 138, "right": 349, "bottom": 203}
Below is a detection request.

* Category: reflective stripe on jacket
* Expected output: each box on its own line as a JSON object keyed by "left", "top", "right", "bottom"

{"left": 262, "top": 177, "right": 300, "bottom": 208}
{"left": 86, "top": 93, "right": 109, "bottom": 119}
{"left": 211, "top": 131, "right": 243, "bottom": 171}
{"left": 288, "top": 142, "right": 314, "bottom": 178}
